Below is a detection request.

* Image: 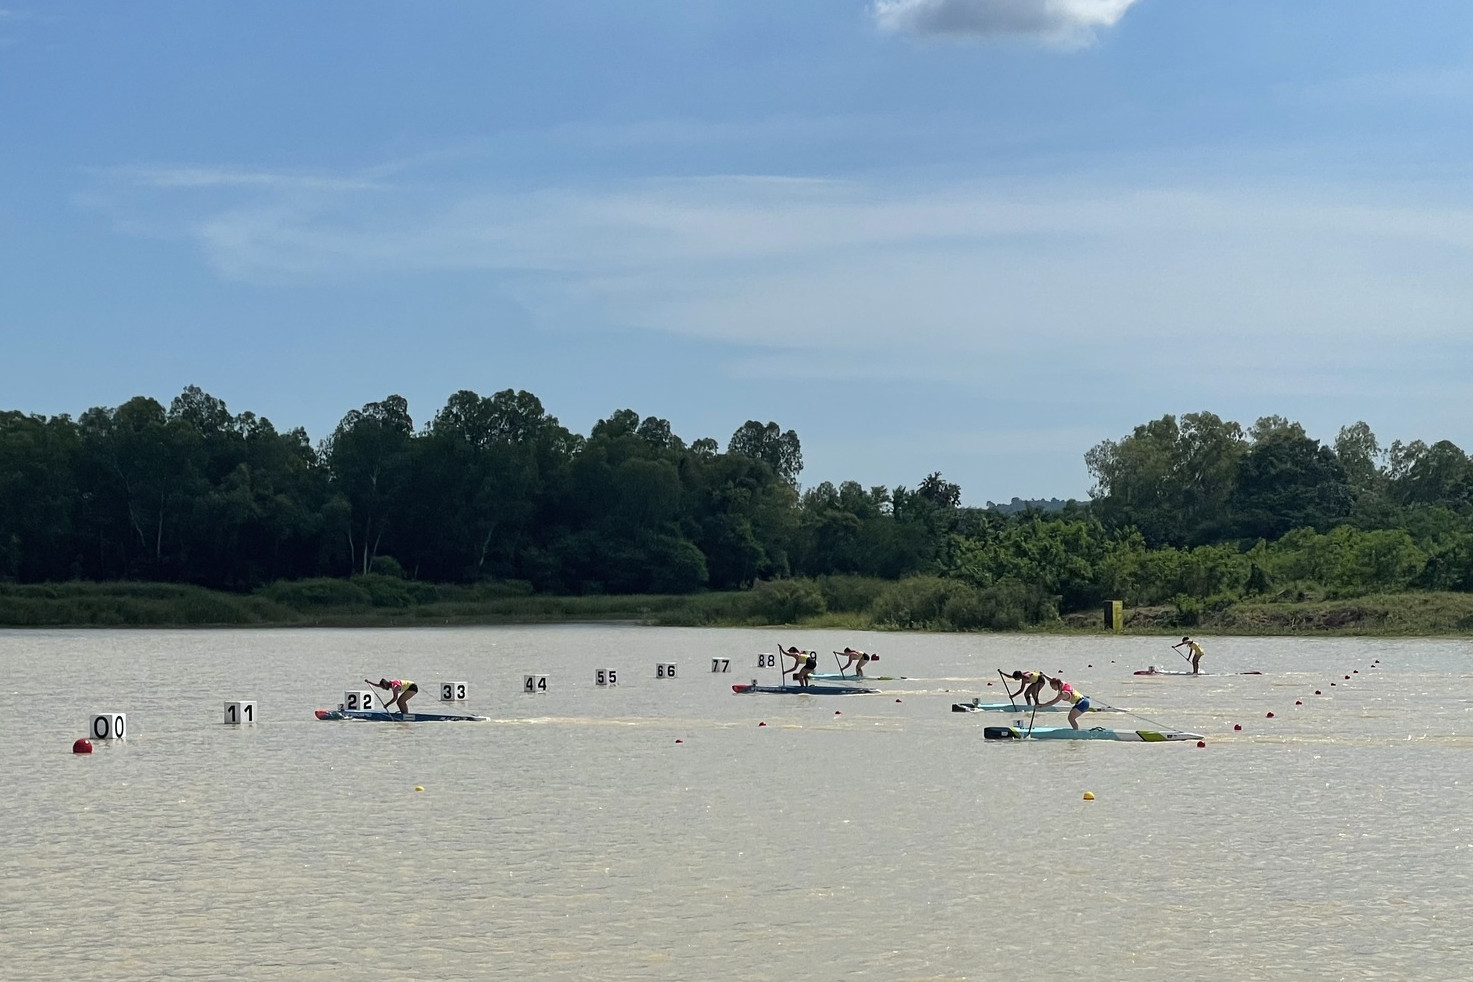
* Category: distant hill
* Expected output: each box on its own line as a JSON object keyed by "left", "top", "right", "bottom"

{"left": 984, "top": 497, "right": 1072, "bottom": 515}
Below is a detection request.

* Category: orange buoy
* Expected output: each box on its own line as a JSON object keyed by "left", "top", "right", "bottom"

{"left": 72, "top": 738, "right": 93, "bottom": 755}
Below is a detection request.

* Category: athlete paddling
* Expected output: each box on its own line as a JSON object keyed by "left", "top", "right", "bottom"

{"left": 1006, "top": 669, "right": 1050, "bottom": 706}
{"left": 1172, "top": 636, "right": 1206, "bottom": 674}
{"left": 781, "top": 645, "right": 807, "bottom": 677}
{"left": 1038, "top": 676, "right": 1094, "bottom": 729}
{"left": 837, "top": 647, "right": 877, "bottom": 677}
{"left": 368, "top": 677, "right": 419, "bottom": 715}
{"left": 793, "top": 651, "right": 819, "bottom": 687}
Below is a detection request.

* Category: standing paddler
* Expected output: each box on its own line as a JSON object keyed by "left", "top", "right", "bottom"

{"left": 837, "top": 647, "right": 877, "bottom": 677}
{"left": 368, "top": 677, "right": 419, "bottom": 715}
{"left": 781, "top": 645, "right": 807, "bottom": 678}
{"left": 1005, "top": 669, "right": 1049, "bottom": 705}
{"left": 1037, "top": 676, "right": 1094, "bottom": 729}
{"left": 793, "top": 650, "right": 818, "bottom": 687}
{"left": 1172, "top": 636, "right": 1206, "bottom": 674}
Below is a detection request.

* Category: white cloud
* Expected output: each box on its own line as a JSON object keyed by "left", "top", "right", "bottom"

{"left": 94, "top": 162, "right": 1473, "bottom": 404}
{"left": 872, "top": 0, "right": 1143, "bottom": 47}
{"left": 124, "top": 166, "right": 387, "bottom": 193}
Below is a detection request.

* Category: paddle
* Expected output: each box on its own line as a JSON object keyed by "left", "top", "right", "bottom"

{"left": 832, "top": 650, "right": 848, "bottom": 678}
{"left": 1169, "top": 644, "right": 1196, "bottom": 670}
{"left": 997, "top": 669, "right": 1017, "bottom": 711}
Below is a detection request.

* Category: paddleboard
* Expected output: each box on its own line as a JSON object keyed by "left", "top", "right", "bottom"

{"left": 315, "top": 708, "right": 489, "bottom": 722}
{"left": 983, "top": 725, "right": 1202, "bottom": 742}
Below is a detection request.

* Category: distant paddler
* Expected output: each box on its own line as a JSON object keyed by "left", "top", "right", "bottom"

{"left": 1037, "top": 676, "right": 1094, "bottom": 729}
{"left": 367, "top": 677, "right": 419, "bottom": 716}
{"left": 1005, "top": 669, "right": 1050, "bottom": 706}
{"left": 1172, "top": 636, "right": 1206, "bottom": 674}
{"left": 836, "top": 647, "right": 878, "bottom": 677}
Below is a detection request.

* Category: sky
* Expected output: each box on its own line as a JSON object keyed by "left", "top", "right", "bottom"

{"left": 3, "top": 1, "right": 1473, "bottom": 503}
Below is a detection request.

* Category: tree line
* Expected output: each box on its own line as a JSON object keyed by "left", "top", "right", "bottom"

{"left": 3, "top": 390, "right": 1472, "bottom": 623}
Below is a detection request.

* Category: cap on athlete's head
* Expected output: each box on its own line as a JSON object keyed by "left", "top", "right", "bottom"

{"left": 1181, "top": 636, "right": 1190, "bottom": 643}
{"left": 1010, "top": 670, "right": 1023, "bottom": 679}
{"left": 378, "top": 678, "right": 391, "bottom": 687}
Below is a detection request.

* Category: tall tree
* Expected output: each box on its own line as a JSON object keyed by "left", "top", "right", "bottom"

{"left": 325, "top": 396, "right": 415, "bottom": 575}
{"left": 727, "top": 420, "right": 803, "bottom": 485}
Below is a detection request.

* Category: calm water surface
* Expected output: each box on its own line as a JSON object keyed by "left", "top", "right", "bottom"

{"left": 2, "top": 627, "right": 1470, "bottom": 981}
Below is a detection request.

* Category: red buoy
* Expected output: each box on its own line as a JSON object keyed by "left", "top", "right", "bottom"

{"left": 1295, "top": 700, "right": 1303, "bottom": 706}
{"left": 674, "top": 739, "right": 683, "bottom": 744}
{"left": 1234, "top": 724, "right": 1242, "bottom": 731}
{"left": 1196, "top": 741, "right": 1206, "bottom": 748}
{"left": 1344, "top": 675, "right": 1351, "bottom": 680}
{"left": 1266, "top": 711, "right": 1275, "bottom": 718}
{"left": 894, "top": 698, "right": 902, "bottom": 703}
{"left": 73, "top": 738, "right": 93, "bottom": 755}
{"left": 834, "top": 710, "right": 842, "bottom": 715}
{"left": 1315, "top": 690, "right": 1322, "bottom": 695}
{"left": 758, "top": 721, "right": 766, "bottom": 727}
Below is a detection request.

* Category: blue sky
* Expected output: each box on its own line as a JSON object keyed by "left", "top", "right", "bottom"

{"left": 4, "top": 1, "right": 1473, "bottom": 502}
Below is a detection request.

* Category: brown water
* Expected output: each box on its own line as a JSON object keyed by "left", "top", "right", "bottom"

{"left": 2, "top": 627, "right": 1469, "bottom": 981}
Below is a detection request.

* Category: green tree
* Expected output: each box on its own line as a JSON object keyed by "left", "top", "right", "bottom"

{"left": 324, "top": 396, "right": 415, "bottom": 576}
{"left": 727, "top": 420, "right": 803, "bottom": 484}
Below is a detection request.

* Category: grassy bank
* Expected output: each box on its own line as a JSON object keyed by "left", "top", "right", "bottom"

{"left": 3, "top": 578, "right": 1473, "bottom": 635}
{"left": 0, "top": 580, "right": 757, "bottom": 628}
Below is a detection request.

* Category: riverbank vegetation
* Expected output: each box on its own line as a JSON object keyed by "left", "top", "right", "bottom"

{"left": 3, "top": 390, "right": 1473, "bottom": 633}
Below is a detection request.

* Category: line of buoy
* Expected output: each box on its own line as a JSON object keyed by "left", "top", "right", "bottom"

{"left": 1250, "top": 658, "right": 1381, "bottom": 735}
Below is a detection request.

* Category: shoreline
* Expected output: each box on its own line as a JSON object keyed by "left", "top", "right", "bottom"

{"left": 3, "top": 580, "right": 1473, "bottom": 636}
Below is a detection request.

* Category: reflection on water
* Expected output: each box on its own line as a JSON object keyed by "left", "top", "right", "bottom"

{"left": 2, "top": 627, "right": 1470, "bottom": 980}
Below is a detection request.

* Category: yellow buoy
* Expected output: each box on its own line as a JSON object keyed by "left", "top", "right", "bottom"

{"left": 414, "top": 786, "right": 425, "bottom": 792}
{"left": 1082, "top": 791, "right": 1095, "bottom": 800}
